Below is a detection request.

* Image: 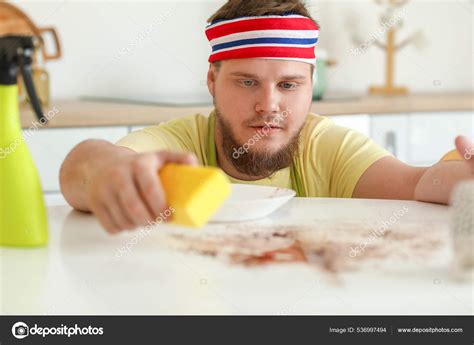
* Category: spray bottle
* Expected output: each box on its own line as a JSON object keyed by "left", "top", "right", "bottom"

{"left": 0, "top": 35, "right": 48, "bottom": 247}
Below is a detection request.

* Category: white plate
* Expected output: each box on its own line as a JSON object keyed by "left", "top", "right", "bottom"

{"left": 209, "top": 184, "right": 296, "bottom": 223}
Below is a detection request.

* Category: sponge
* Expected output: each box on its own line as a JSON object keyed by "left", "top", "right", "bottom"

{"left": 159, "top": 163, "right": 231, "bottom": 228}
{"left": 440, "top": 149, "right": 463, "bottom": 162}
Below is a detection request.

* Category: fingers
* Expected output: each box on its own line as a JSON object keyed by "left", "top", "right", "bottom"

{"left": 90, "top": 150, "right": 199, "bottom": 234}
{"left": 131, "top": 155, "right": 168, "bottom": 220}
{"left": 135, "top": 164, "right": 168, "bottom": 220}
{"left": 108, "top": 191, "right": 137, "bottom": 230}
{"left": 98, "top": 165, "right": 152, "bottom": 232}
{"left": 156, "top": 151, "right": 199, "bottom": 167}
{"left": 91, "top": 181, "right": 136, "bottom": 232}
{"left": 93, "top": 202, "right": 122, "bottom": 234}
{"left": 133, "top": 151, "right": 199, "bottom": 222}
{"left": 116, "top": 174, "right": 154, "bottom": 228}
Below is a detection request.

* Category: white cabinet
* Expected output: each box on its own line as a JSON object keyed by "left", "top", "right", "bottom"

{"left": 44, "top": 192, "right": 67, "bottom": 206}
{"left": 371, "top": 114, "right": 410, "bottom": 163}
{"left": 408, "top": 112, "right": 472, "bottom": 166}
{"left": 370, "top": 112, "right": 473, "bottom": 166}
{"left": 24, "top": 127, "right": 128, "bottom": 193}
{"left": 329, "top": 114, "right": 371, "bottom": 137}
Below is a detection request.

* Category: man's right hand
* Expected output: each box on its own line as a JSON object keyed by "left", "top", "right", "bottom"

{"left": 87, "top": 151, "right": 197, "bottom": 233}
{"left": 87, "top": 150, "right": 198, "bottom": 233}
{"left": 60, "top": 140, "right": 198, "bottom": 234}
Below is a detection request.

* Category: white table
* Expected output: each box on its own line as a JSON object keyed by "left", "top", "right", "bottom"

{"left": 1, "top": 198, "right": 472, "bottom": 315}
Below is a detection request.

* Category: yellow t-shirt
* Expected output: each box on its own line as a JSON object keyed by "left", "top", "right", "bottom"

{"left": 116, "top": 112, "right": 391, "bottom": 198}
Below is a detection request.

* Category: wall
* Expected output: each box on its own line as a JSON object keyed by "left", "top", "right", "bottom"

{"left": 14, "top": 0, "right": 473, "bottom": 101}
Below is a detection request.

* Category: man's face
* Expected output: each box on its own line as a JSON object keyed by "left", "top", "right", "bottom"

{"left": 208, "top": 58, "right": 313, "bottom": 177}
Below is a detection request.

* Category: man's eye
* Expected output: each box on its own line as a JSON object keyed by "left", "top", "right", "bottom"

{"left": 240, "top": 80, "right": 255, "bottom": 87}
{"left": 280, "top": 82, "right": 297, "bottom": 90}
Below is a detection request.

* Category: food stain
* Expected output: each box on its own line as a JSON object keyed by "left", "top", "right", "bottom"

{"left": 159, "top": 222, "right": 447, "bottom": 273}
{"left": 230, "top": 240, "right": 308, "bottom": 266}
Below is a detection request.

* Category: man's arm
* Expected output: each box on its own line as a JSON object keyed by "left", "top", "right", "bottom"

{"left": 60, "top": 139, "right": 135, "bottom": 212}
{"left": 353, "top": 136, "right": 473, "bottom": 204}
{"left": 59, "top": 139, "right": 197, "bottom": 233}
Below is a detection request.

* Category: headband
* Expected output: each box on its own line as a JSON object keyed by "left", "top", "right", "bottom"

{"left": 205, "top": 14, "right": 319, "bottom": 65}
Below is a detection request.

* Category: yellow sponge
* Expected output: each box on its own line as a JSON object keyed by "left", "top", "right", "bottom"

{"left": 440, "top": 149, "right": 463, "bottom": 162}
{"left": 159, "top": 163, "right": 231, "bottom": 228}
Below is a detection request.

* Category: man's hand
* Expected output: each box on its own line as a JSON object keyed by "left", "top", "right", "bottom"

{"left": 353, "top": 135, "right": 474, "bottom": 205}
{"left": 87, "top": 150, "right": 198, "bottom": 233}
{"left": 59, "top": 139, "right": 198, "bottom": 234}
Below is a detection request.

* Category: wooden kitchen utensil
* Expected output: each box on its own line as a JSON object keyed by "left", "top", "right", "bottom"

{"left": 364, "top": 0, "right": 425, "bottom": 96}
{"left": 0, "top": 2, "right": 61, "bottom": 106}
{"left": 0, "top": 2, "right": 62, "bottom": 61}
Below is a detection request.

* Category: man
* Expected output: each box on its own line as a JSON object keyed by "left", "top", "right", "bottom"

{"left": 60, "top": 0, "right": 473, "bottom": 234}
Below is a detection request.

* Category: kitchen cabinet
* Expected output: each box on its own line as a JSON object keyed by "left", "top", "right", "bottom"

{"left": 407, "top": 112, "right": 472, "bottom": 166}
{"left": 329, "top": 114, "right": 371, "bottom": 137}
{"left": 43, "top": 192, "right": 67, "bottom": 206}
{"left": 371, "top": 112, "right": 473, "bottom": 166}
{"left": 370, "top": 114, "right": 411, "bottom": 163}
{"left": 24, "top": 127, "right": 128, "bottom": 194}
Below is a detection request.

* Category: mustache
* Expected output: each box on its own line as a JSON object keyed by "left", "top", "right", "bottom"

{"left": 244, "top": 115, "right": 287, "bottom": 129}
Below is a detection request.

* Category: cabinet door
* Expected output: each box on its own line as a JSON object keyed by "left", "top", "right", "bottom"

{"left": 23, "top": 127, "right": 128, "bottom": 192}
{"left": 44, "top": 192, "right": 67, "bottom": 206}
{"left": 371, "top": 112, "right": 473, "bottom": 166}
{"left": 328, "top": 114, "right": 371, "bottom": 137}
{"left": 408, "top": 112, "right": 472, "bottom": 166}
{"left": 370, "top": 114, "right": 410, "bottom": 163}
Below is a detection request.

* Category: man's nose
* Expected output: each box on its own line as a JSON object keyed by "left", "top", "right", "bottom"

{"left": 255, "top": 85, "right": 280, "bottom": 115}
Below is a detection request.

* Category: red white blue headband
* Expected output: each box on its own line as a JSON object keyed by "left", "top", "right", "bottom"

{"left": 205, "top": 14, "right": 319, "bottom": 65}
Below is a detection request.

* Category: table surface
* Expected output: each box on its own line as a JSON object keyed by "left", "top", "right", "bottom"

{"left": 1, "top": 198, "right": 472, "bottom": 315}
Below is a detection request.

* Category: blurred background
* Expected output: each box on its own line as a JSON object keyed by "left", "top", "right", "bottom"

{"left": 10, "top": 0, "right": 474, "bottom": 99}
{"left": 2, "top": 0, "right": 473, "bottom": 204}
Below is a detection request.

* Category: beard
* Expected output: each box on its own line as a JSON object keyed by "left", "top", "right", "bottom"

{"left": 215, "top": 106, "right": 303, "bottom": 178}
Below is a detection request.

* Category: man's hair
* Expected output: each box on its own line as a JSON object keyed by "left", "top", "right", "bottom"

{"left": 208, "top": 0, "right": 317, "bottom": 75}
{"left": 207, "top": 0, "right": 318, "bottom": 25}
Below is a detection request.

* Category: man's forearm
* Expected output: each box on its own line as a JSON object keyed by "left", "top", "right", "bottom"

{"left": 59, "top": 139, "right": 135, "bottom": 212}
{"left": 414, "top": 161, "right": 471, "bottom": 205}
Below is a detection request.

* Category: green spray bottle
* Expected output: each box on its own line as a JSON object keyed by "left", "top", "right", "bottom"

{"left": 0, "top": 36, "right": 48, "bottom": 247}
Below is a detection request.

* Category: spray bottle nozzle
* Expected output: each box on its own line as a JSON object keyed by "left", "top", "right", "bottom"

{"left": 0, "top": 35, "right": 46, "bottom": 123}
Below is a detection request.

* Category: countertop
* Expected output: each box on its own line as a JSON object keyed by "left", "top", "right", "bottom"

{"left": 1, "top": 197, "right": 472, "bottom": 315}
{"left": 20, "top": 93, "right": 474, "bottom": 129}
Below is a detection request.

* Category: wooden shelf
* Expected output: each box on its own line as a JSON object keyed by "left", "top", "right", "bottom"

{"left": 20, "top": 93, "right": 473, "bottom": 129}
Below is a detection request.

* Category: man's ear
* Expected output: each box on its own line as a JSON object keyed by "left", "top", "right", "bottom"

{"left": 207, "top": 63, "right": 216, "bottom": 97}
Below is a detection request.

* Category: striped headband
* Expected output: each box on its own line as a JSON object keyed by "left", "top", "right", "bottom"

{"left": 205, "top": 14, "right": 319, "bottom": 65}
